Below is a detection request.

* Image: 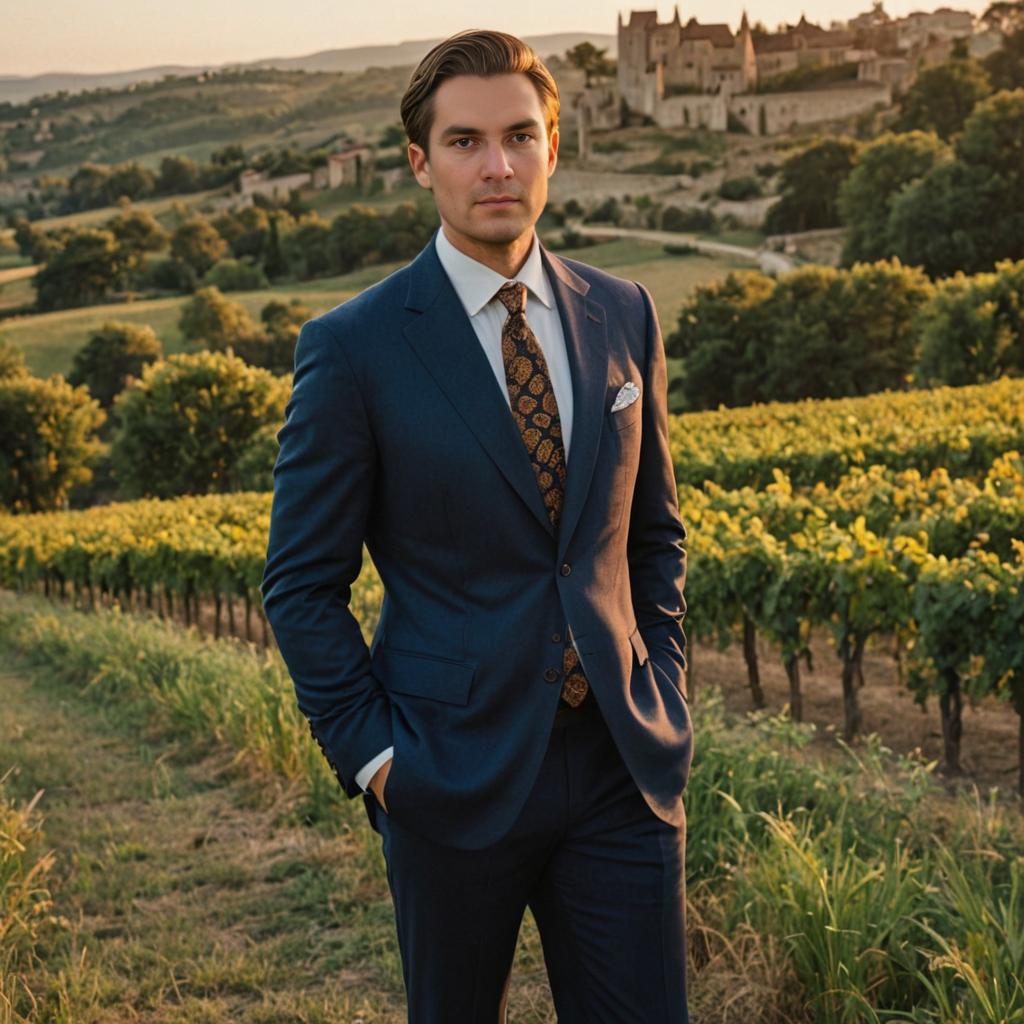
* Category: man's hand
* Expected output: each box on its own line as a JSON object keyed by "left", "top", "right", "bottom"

{"left": 369, "top": 757, "right": 393, "bottom": 813}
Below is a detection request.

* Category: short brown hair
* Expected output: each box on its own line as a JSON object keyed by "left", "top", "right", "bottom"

{"left": 400, "top": 29, "right": 560, "bottom": 154}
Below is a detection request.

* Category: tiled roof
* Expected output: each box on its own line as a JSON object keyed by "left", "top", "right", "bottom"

{"left": 681, "top": 17, "right": 735, "bottom": 47}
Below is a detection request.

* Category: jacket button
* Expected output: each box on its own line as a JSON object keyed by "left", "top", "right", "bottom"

{"left": 551, "top": 632, "right": 561, "bottom": 643}
{"left": 544, "top": 667, "right": 560, "bottom": 682}
{"left": 560, "top": 563, "right": 572, "bottom": 576}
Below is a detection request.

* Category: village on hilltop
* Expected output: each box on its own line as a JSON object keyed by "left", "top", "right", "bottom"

{"left": 575, "top": 1, "right": 1002, "bottom": 144}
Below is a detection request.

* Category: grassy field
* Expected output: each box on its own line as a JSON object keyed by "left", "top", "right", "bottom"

{"left": 2, "top": 592, "right": 1022, "bottom": 1023}
{"left": 0, "top": 238, "right": 745, "bottom": 379}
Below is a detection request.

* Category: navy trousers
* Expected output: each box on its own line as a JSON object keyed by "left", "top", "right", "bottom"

{"left": 364, "top": 697, "right": 689, "bottom": 1023}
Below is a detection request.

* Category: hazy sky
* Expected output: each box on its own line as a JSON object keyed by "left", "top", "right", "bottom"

{"left": 1, "top": 0, "right": 993, "bottom": 77}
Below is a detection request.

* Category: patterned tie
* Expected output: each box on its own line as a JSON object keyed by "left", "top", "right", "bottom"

{"left": 495, "top": 281, "right": 589, "bottom": 708}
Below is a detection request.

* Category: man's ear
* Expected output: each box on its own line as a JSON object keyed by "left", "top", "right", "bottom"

{"left": 547, "top": 125, "right": 559, "bottom": 177}
{"left": 408, "top": 142, "right": 432, "bottom": 190}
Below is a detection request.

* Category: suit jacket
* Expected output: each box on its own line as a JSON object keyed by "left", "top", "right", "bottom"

{"left": 261, "top": 228, "right": 693, "bottom": 851}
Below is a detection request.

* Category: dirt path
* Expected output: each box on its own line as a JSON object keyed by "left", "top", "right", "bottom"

{"left": 1, "top": 662, "right": 566, "bottom": 1022}
{"left": 572, "top": 223, "right": 797, "bottom": 274}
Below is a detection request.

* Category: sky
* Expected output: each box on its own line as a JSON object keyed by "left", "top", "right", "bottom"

{"left": 1, "top": 0, "right": 994, "bottom": 77}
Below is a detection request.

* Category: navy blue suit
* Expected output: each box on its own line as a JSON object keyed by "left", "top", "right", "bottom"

{"left": 261, "top": 229, "right": 693, "bottom": 1021}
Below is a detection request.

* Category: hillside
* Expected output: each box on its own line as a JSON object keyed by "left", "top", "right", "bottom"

{"left": 0, "top": 32, "right": 615, "bottom": 106}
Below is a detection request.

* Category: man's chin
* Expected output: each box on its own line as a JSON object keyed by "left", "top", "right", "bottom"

{"left": 468, "top": 217, "right": 532, "bottom": 246}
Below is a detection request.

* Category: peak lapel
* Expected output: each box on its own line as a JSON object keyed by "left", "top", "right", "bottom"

{"left": 540, "top": 246, "right": 609, "bottom": 560}
{"left": 402, "top": 235, "right": 556, "bottom": 538}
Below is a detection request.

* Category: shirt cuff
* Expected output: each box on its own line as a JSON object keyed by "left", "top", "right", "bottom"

{"left": 355, "top": 746, "right": 394, "bottom": 792}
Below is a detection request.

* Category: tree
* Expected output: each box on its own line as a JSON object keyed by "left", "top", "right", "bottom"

{"left": 109, "top": 350, "right": 290, "bottom": 498}
{"left": 67, "top": 321, "right": 163, "bottom": 410}
{"left": 762, "top": 260, "right": 932, "bottom": 401}
{"left": 895, "top": 59, "right": 992, "bottom": 139}
{"left": 837, "top": 130, "right": 950, "bottom": 266}
{"left": 225, "top": 298, "right": 312, "bottom": 375}
{"left": 0, "top": 372, "right": 105, "bottom": 512}
{"left": 203, "top": 257, "right": 269, "bottom": 292}
{"left": 0, "top": 339, "right": 28, "bottom": 379}
{"left": 106, "top": 206, "right": 169, "bottom": 282}
{"left": 956, "top": 86, "right": 1024, "bottom": 182}
{"left": 915, "top": 259, "right": 1024, "bottom": 385}
{"left": 282, "top": 214, "right": 332, "bottom": 279}
{"left": 157, "top": 154, "right": 201, "bottom": 194}
{"left": 178, "top": 286, "right": 263, "bottom": 351}
{"left": 665, "top": 270, "right": 777, "bottom": 409}
{"left": 66, "top": 162, "right": 112, "bottom": 211}
{"left": 980, "top": 0, "right": 1024, "bottom": 88}
{"left": 262, "top": 213, "right": 288, "bottom": 279}
{"left": 983, "top": 16, "right": 1024, "bottom": 90}
{"left": 981, "top": 0, "right": 1024, "bottom": 34}
{"left": 262, "top": 298, "right": 312, "bottom": 341}
{"left": 105, "top": 161, "right": 157, "bottom": 203}
{"left": 763, "top": 136, "right": 861, "bottom": 233}
{"left": 380, "top": 123, "right": 406, "bottom": 147}
{"left": 33, "top": 228, "right": 130, "bottom": 310}
{"left": 213, "top": 205, "right": 270, "bottom": 261}
{"left": 170, "top": 216, "right": 228, "bottom": 278}
{"left": 566, "top": 42, "right": 616, "bottom": 85}
{"left": 887, "top": 89, "right": 1024, "bottom": 275}
{"left": 210, "top": 143, "right": 245, "bottom": 167}
{"left": 665, "top": 260, "right": 932, "bottom": 408}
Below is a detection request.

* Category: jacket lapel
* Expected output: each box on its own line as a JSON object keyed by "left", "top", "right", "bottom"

{"left": 402, "top": 234, "right": 556, "bottom": 537}
{"left": 401, "top": 232, "right": 608, "bottom": 552}
{"left": 540, "top": 245, "right": 608, "bottom": 561}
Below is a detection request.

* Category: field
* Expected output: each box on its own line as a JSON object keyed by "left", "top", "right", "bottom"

{"left": 0, "top": 237, "right": 747, "bottom": 379}
{"left": 3, "top": 582, "right": 1022, "bottom": 1024}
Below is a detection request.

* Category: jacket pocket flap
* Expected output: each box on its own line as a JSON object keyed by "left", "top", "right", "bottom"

{"left": 375, "top": 646, "right": 476, "bottom": 705}
{"left": 628, "top": 626, "right": 649, "bottom": 666}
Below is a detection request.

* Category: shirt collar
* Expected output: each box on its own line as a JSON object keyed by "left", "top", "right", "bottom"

{"left": 434, "top": 225, "right": 554, "bottom": 318}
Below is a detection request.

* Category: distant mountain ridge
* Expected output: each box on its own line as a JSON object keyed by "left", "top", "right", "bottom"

{"left": 0, "top": 32, "right": 617, "bottom": 106}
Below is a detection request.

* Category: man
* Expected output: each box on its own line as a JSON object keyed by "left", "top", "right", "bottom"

{"left": 261, "top": 28, "right": 693, "bottom": 1023}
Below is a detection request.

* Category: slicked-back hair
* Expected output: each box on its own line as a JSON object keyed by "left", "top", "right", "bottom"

{"left": 400, "top": 29, "right": 560, "bottom": 156}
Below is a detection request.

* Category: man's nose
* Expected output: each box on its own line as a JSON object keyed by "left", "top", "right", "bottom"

{"left": 481, "top": 142, "right": 514, "bottom": 179}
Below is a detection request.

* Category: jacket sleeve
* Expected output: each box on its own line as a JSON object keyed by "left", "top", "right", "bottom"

{"left": 261, "top": 317, "right": 393, "bottom": 798}
{"left": 627, "top": 282, "right": 689, "bottom": 699}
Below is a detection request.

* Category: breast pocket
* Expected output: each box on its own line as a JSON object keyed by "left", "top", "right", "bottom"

{"left": 609, "top": 398, "right": 642, "bottom": 432}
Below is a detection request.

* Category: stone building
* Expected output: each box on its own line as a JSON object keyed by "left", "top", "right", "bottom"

{"left": 617, "top": 6, "right": 757, "bottom": 115}
{"left": 236, "top": 146, "right": 377, "bottom": 207}
{"left": 609, "top": 4, "right": 980, "bottom": 136}
{"left": 752, "top": 16, "right": 856, "bottom": 79}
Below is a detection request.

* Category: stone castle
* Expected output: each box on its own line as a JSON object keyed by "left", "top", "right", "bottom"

{"left": 576, "top": 3, "right": 993, "bottom": 138}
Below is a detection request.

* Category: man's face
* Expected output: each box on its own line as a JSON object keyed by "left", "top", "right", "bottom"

{"left": 408, "top": 72, "right": 559, "bottom": 260}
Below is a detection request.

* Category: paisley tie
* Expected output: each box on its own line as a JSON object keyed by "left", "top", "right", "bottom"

{"left": 495, "top": 281, "right": 589, "bottom": 708}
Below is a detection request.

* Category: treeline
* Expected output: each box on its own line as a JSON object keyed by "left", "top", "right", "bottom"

{"left": 764, "top": 87, "right": 1024, "bottom": 278}
{"left": 10, "top": 196, "right": 437, "bottom": 310}
{"left": 0, "top": 340, "right": 287, "bottom": 513}
{"left": 14, "top": 139, "right": 371, "bottom": 219}
{"left": 668, "top": 257, "right": 1024, "bottom": 409}
{"left": 25, "top": 147, "right": 246, "bottom": 215}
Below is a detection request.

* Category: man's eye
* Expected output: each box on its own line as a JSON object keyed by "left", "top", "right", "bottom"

{"left": 512, "top": 133, "right": 533, "bottom": 143}
{"left": 452, "top": 138, "right": 475, "bottom": 148}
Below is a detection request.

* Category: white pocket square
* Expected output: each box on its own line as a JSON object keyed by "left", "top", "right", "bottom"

{"left": 610, "top": 381, "right": 641, "bottom": 412}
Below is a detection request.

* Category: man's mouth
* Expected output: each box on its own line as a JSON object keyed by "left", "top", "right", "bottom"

{"left": 478, "top": 197, "right": 519, "bottom": 206}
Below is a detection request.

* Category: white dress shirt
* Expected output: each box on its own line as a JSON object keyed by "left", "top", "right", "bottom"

{"left": 353, "top": 226, "right": 575, "bottom": 795}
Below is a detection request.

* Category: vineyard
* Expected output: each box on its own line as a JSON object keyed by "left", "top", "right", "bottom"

{"left": 2, "top": 377, "right": 1023, "bottom": 790}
